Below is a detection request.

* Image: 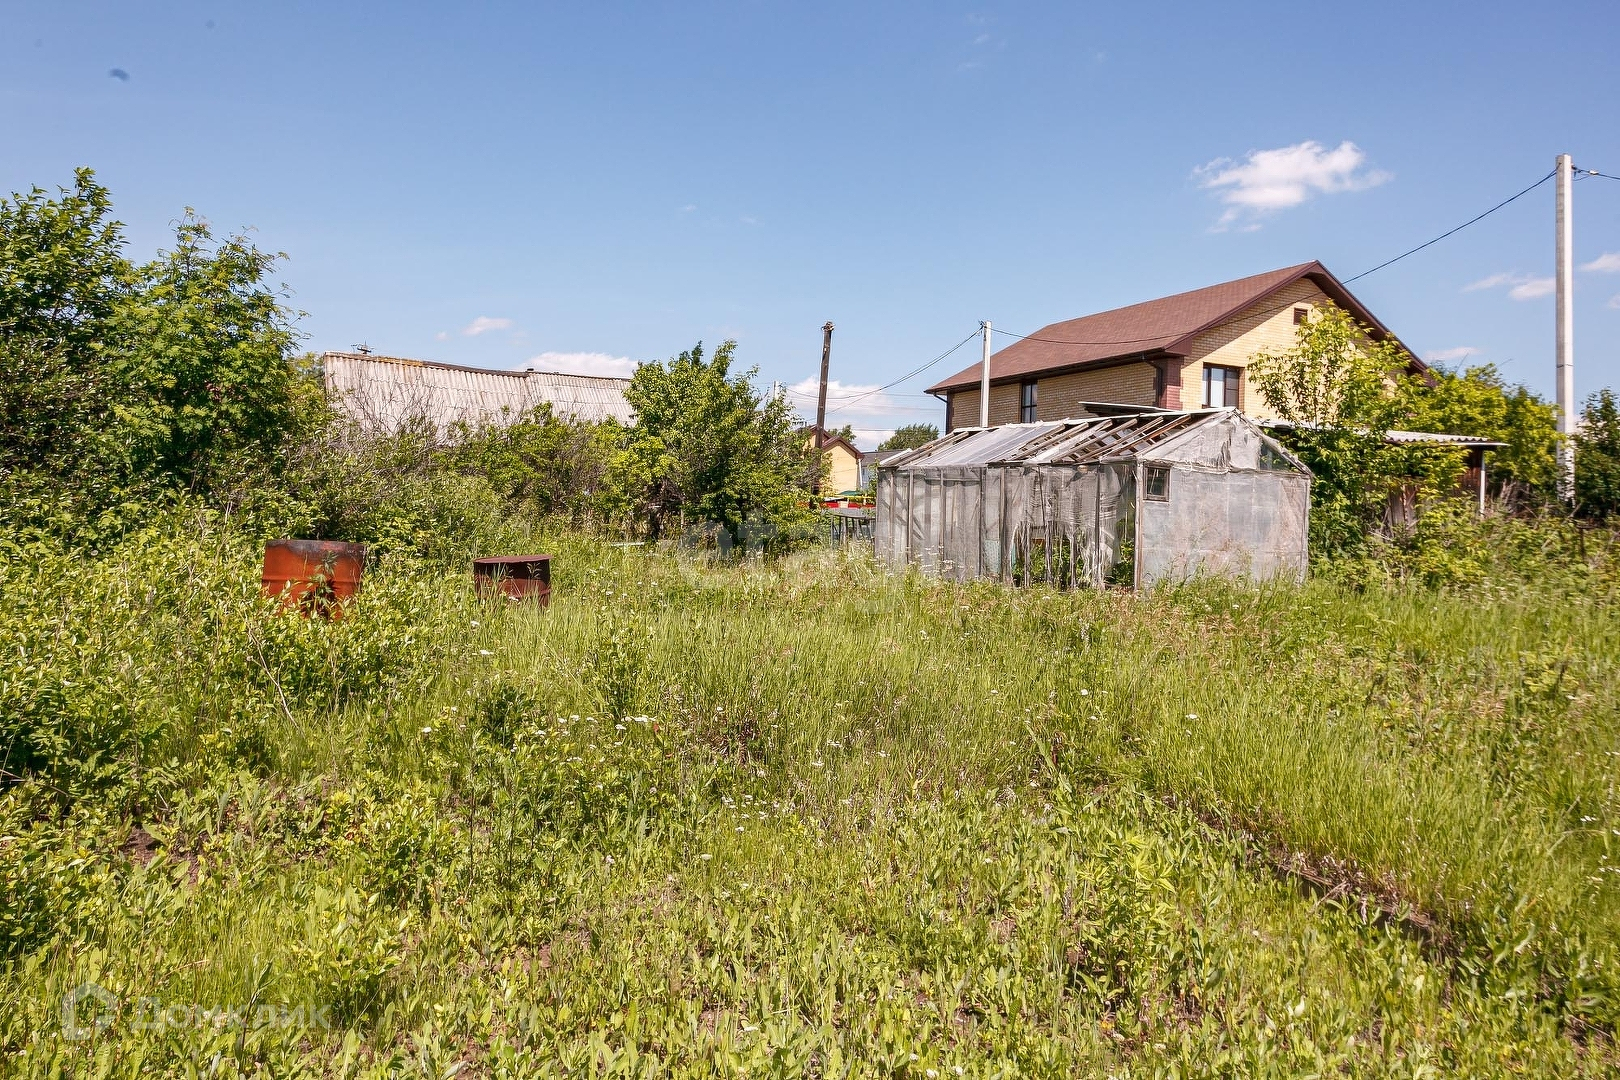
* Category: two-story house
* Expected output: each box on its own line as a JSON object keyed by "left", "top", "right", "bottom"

{"left": 926, "top": 261, "right": 1426, "bottom": 430}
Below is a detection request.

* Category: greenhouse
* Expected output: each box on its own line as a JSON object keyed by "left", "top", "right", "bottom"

{"left": 873, "top": 408, "right": 1310, "bottom": 589}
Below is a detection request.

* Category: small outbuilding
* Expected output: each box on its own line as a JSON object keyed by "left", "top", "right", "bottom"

{"left": 874, "top": 408, "right": 1310, "bottom": 589}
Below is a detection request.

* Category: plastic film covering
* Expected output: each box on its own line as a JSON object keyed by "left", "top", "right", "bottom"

{"left": 1137, "top": 466, "right": 1308, "bottom": 586}
{"left": 875, "top": 409, "right": 1309, "bottom": 589}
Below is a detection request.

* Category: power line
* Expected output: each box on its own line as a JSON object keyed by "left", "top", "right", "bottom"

{"left": 807, "top": 328, "right": 981, "bottom": 412}
{"left": 1342, "top": 167, "right": 1556, "bottom": 283}
{"left": 1575, "top": 167, "right": 1620, "bottom": 183}
{"left": 991, "top": 167, "right": 1560, "bottom": 348}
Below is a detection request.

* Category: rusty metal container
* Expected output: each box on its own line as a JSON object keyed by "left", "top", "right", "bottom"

{"left": 262, "top": 540, "right": 367, "bottom": 618}
{"left": 473, "top": 555, "right": 552, "bottom": 605}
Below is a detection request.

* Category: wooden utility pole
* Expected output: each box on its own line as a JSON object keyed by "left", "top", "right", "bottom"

{"left": 815, "top": 321, "right": 834, "bottom": 446}
{"left": 813, "top": 321, "right": 834, "bottom": 496}
{"left": 1555, "top": 153, "right": 1576, "bottom": 503}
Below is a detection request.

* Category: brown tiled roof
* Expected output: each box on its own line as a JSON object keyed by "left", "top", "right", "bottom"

{"left": 927, "top": 261, "right": 1417, "bottom": 394}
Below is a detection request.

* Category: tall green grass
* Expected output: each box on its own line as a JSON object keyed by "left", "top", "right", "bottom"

{"left": 2, "top": 518, "right": 1617, "bottom": 1075}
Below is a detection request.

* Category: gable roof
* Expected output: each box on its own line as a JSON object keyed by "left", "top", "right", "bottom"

{"left": 927, "top": 261, "right": 1420, "bottom": 395}
{"left": 799, "top": 425, "right": 861, "bottom": 459}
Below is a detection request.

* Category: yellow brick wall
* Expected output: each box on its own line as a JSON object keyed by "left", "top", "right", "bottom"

{"left": 946, "top": 383, "right": 1022, "bottom": 429}
{"left": 1182, "top": 280, "right": 1330, "bottom": 419}
{"left": 1038, "top": 363, "right": 1159, "bottom": 418}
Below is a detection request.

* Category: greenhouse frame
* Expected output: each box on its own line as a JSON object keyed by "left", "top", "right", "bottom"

{"left": 873, "top": 408, "right": 1310, "bottom": 589}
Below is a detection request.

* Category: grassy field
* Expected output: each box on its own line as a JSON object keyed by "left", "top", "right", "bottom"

{"left": 3, "top": 516, "right": 1619, "bottom": 1076}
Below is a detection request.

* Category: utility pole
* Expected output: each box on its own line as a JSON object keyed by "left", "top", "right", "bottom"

{"left": 813, "top": 321, "right": 834, "bottom": 497}
{"left": 815, "top": 321, "right": 834, "bottom": 447}
{"left": 979, "top": 320, "right": 992, "bottom": 428}
{"left": 1555, "top": 154, "right": 1576, "bottom": 503}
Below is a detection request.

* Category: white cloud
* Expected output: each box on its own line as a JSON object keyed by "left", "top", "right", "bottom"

{"left": 1509, "top": 277, "right": 1555, "bottom": 300}
{"left": 1465, "top": 273, "right": 1554, "bottom": 301}
{"left": 1194, "top": 140, "right": 1390, "bottom": 229}
{"left": 461, "top": 316, "right": 513, "bottom": 337}
{"left": 434, "top": 331, "right": 449, "bottom": 342}
{"left": 1608, "top": 294, "right": 1620, "bottom": 310}
{"left": 1425, "top": 346, "right": 1480, "bottom": 363}
{"left": 1581, "top": 252, "right": 1620, "bottom": 273}
{"left": 679, "top": 204, "right": 696, "bottom": 213}
{"left": 526, "top": 351, "right": 638, "bottom": 378}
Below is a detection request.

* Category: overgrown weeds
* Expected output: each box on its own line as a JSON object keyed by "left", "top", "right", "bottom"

{"left": 2, "top": 517, "right": 1618, "bottom": 1075}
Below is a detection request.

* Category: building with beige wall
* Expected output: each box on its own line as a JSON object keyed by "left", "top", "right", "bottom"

{"left": 928, "top": 262, "right": 1424, "bottom": 431}
{"left": 801, "top": 427, "right": 864, "bottom": 495}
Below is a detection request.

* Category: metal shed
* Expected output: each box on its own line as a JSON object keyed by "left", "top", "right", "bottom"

{"left": 874, "top": 408, "right": 1310, "bottom": 589}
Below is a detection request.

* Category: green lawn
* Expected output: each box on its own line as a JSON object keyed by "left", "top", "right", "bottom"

{"left": 3, "top": 524, "right": 1617, "bottom": 1076}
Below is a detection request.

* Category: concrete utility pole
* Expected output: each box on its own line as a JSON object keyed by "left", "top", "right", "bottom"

{"left": 815, "top": 321, "right": 834, "bottom": 448}
{"left": 1556, "top": 153, "right": 1576, "bottom": 503}
{"left": 979, "top": 320, "right": 992, "bottom": 428}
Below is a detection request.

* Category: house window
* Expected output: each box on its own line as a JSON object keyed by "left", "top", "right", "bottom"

{"left": 1293, "top": 306, "right": 1309, "bottom": 325}
{"left": 1020, "top": 381, "right": 1038, "bottom": 423}
{"left": 1202, "top": 364, "right": 1241, "bottom": 409}
{"left": 1144, "top": 465, "right": 1170, "bottom": 501}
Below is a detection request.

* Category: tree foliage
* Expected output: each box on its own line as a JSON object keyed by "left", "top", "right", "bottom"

{"left": 1404, "top": 363, "right": 1558, "bottom": 501}
{"left": 1576, "top": 389, "right": 1620, "bottom": 520}
{"left": 0, "top": 170, "right": 310, "bottom": 547}
{"left": 878, "top": 423, "right": 939, "bottom": 452}
{"left": 1249, "top": 304, "right": 1569, "bottom": 553}
{"left": 604, "top": 341, "right": 818, "bottom": 549}
{"left": 1248, "top": 305, "right": 1422, "bottom": 553}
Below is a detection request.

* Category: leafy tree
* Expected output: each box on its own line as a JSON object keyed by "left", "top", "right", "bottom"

{"left": 0, "top": 170, "right": 308, "bottom": 544}
{"left": 1248, "top": 304, "right": 1426, "bottom": 553}
{"left": 1575, "top": 389, "right": 1620, "bottom": 519}
{"left": 1402, "top": 364, "right": 1558, "bottom": 502}
{"left": 605, "top": 341, "right": 818, "bottom": 549}
{"left": 878, "top": 423, "right": 938, "bottom": 452}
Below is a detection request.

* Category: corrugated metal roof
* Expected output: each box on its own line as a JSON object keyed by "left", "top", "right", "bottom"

{"left": 879, "top": 409, "right": 1308, "bottom": 474}
{"left": 1383, "top": 429, "right": 1507, "bottom": 448}
{"left": 322, "top": 352, "right": 634, "bottom": 430}
{"left": 1262, "top": 419, "right": 1506, "bottom": 450}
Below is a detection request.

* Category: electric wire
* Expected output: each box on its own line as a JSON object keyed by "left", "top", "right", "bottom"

{"left": 793, "top": 328, "right": 981, "bottom": 415}
{"left": 810, "top": 166, "right": 1566, "bottom": 410}
{"left": 991, "top": 167, "right": 1561, "bottom": 349}
{"left": 1341, "top": 167, "right": 1556, "bottom": 283}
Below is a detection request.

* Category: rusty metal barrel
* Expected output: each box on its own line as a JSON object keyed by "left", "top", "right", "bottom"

{"left": 262, "top": 540, "right": 367, "bottom": 618}
{"left": 472, "top": 555, "right": 552, "bottom": 605}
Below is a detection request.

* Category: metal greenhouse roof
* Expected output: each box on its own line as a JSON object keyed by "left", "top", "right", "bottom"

{"left": 879, "top": 409, "right": 1307, "bottom": 473}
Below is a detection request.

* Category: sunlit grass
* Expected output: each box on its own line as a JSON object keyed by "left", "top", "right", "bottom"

{"left": 2, "top": 525, "right": 1618, "bottom": 1075}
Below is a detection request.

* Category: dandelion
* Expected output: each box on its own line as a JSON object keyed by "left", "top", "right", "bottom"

{"left": 735, "top": 826, "right": 744, "bottom": 832}
{"left": 615, "top": 723, "right": 627, "bottom": 731}
{"left": 1186, "top": 713, "right": 1199, "bottom": 721}
{"left": 470, "top": 620, "right": 480, "bottom": 627}
{"left": 1079, "top": 688, "right": 1090, "bottom": 696}
{"left": 420, "top": 726, "right": 433, "bottom": 735}
{"left": 699, "top": 853, "right": 712, "bottom": 861}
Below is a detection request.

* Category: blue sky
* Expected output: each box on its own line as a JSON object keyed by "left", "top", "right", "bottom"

{"left": 5, "top": 1, "right": 1619, "bottom": 444}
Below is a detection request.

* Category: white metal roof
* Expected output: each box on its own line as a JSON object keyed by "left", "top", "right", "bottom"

{"left": 322, "top": 351, "right": 634, "bottom": 431}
